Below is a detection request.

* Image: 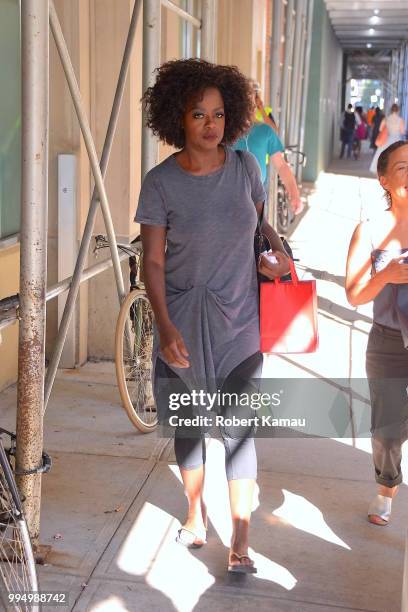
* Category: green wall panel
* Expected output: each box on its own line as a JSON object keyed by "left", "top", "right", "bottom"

{"left": 0, "top": 0, "right": 21, "bottom": 239}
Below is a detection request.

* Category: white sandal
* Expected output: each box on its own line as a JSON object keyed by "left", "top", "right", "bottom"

{"left": 368, "top": 494, "right": 393, "bottom": 526}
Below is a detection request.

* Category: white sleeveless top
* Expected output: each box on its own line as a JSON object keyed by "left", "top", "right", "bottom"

{"left": 386, "top": 113, "right": 403, "bottom": 138}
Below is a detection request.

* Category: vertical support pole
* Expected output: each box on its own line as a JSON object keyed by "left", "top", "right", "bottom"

{"left": 288, "top": 0, "right": 303, "bottom": 146}
{"left": 142, "top": 0, "right": 161, "bottom": 179}
{"left": 17, "top": 0, "right": 49, "bottom": 544}
{"left": 270, "top": 0, "right": 283, "bottom": 119}
{"left": 57, "top": 154, "right": 76, "bottom": 367}
{"left": 201, "top": 0, "right": 216, "bottom": 62}
{"left": 183, "top": 0, "right": 194, "bottom": 58}
{"left": 279, "top": 0, "right": 295, "bottom": 144}
{"left": 298, "top": 0, "right": 314, "bottom": 182}
{"left": 402, "top": 44, "right": 408, "bottom": 129}
{"left": 269, "top": 0, "right": 283, "bottom": 230}
{"left": 292, "top": 2, "right": 306, "bottom": 152}
{"left": 402, "top": 530, "right": 408, "bottom": 612}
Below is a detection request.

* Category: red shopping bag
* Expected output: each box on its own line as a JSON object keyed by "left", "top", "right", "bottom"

{"left": 260, "top": 260, "right": 318, "bottom": 354}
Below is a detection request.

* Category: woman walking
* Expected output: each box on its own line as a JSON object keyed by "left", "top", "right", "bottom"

{"left": 370, "top": 107, "right": 384, "bottom": 151}
{"left": 352, "top": 106, "right": 367, "bottom": 161}
{"left": 346, "top": 141, "right": 408, "bottom": 525}
{"left": 370, "top": 104, "right": 405, "bottom": 173}
{"left": 135, "top": 59, "right": 290, "bottom": 571}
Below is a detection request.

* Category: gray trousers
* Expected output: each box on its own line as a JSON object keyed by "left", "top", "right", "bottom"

{"left": 366, "top": 323, "right": 408, "bottom": 488}
{"left": 155, "top": 352, "right": 263, "bottom": 481}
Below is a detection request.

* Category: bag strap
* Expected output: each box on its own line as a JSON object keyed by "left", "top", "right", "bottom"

{"left": 274, "top": 258, "right": 299, "bottom": 286}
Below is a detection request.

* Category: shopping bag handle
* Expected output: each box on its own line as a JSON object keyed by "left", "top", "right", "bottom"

{"left": 274, "top": 257, "right": 299, "bottom": 286}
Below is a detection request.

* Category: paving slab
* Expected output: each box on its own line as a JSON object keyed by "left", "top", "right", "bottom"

{"left": 56, "top": 361, "right": 119, "bottom": 387}
{"left": 38, "top": 451, "right": 158, "bottom": 576}
{"left": 75, "top": 459, "right": 405, "bottom": 612}
{"left": 2, "top": 363, "right": 163, "bottom": 460}
{"left": 72, "top": 577, "right": 376, "bottom": 612}
{"left": 33, "top": 571, "right": 85, "bottom": 612}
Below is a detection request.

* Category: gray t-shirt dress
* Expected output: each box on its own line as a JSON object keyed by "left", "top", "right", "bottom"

{"left": 135, "top": 147, "right": 266, "bottom": 404}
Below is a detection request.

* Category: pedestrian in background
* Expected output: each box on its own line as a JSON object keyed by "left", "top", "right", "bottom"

{"left": 340, "top": 103, "right": 356, "bottom": 159}
{"left": 370, "top": 107, "right": 384, "bottom": 150}
{"left": 352, "top": 106, "right": 367, "bottom": 161}
{"left": 367, "top": 105, "right": 375, "bottom": 142}
{"left": 251, "top": 81, "right": 278, "bottom": 132}
{"left": 346, "top": 140, "right": 408, "bottom": 526}
{"left": 234, "top": 82, "right": 303, "bottom": 215}
{"left": 370, "top": 103, "right": 405, "bottom": 173}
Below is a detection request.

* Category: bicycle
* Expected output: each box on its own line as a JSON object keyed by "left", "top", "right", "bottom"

{"left": 276, "top": 145, "right": 306, "bottom": 234}
{"left": 94, "top": 236, "right": 157, "bottom": 433}
{"left": 0, "top": 428, "right": 50, "bottom": 612}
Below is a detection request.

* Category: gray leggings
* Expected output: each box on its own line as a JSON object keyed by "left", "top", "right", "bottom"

{"left": 366, "top": 323, "right": 408, "bottom": 488}
{"left": 155, "top": 352, "right": 263, "bottom": 481}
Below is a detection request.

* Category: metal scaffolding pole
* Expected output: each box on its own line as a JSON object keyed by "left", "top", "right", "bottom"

{"left": 292, "top": 2, "right": 307, "bottom": 151}
{"left": 16, "top": 0, "right": 49, "bottom": 543}
{"left": 298, "top": 0, "right": 314, "bottom": 182}
{"left": 162, "top": 0, "right": 200, "bottom": 28}
{"left": 288, "top": 0, "right": 304, "bottom": 146}
{"left": 201, "top": 0, "right": 217, "bottom": 62}
{"left": 270, "top": 0, "right": 283, "bottom": 118}
{"left": 142, "top": 0, "right": 161, "bottom": 179}
{"left": 279, "top": 0, "right": 295, "bottom": 144}
{"left": 401, "top": 44, "right": 408, "bottom": 128}
{"left": 44, "top": 0, "right": 141, "bottom": 410}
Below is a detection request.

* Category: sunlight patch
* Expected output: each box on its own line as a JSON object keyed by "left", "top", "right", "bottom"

{"left": 273, "top": 489, "right": 351, "bottom": 550}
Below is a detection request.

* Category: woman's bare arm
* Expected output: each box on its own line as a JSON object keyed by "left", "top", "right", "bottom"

{"left": 346, "top": 223, "right": 384, "bottom": 306}
{"left": 255, "top": 202, "right": 290, "bottom": 278}
{"left": 270, "top": 152, "right": 303, "bottom": 214}
{"left": 345, "top": 222, "right": 408, "bottom": 306}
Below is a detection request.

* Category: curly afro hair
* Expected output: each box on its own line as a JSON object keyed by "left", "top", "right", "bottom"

{"left": 142, "top": 58, "right": 253, "bottom": 149}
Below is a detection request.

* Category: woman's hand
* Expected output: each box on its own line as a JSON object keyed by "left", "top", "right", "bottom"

{"left": 380, "top": 254, "right": 408, "bottom": 284}
{"left": 258, "top": 251, "right": 291, "bottom": 279}
{"left": 159, "top": 321, "right": 190, "bottom": 368}
{"left": 289, "top": 195, "right": 304, "bottom": 215}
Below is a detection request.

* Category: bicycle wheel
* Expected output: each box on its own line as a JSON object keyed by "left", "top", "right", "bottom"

{"left": 0, "top": 441, "right": 39, "bottom": 612}
{"left": 115, "top": 290, "right": 157, "bottom": 433}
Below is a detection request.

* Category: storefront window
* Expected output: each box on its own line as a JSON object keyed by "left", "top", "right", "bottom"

{"left": 0, "top": 0, "right": 21, "bottom": 240}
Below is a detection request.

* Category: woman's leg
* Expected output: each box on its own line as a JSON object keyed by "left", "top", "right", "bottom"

{"left": 223, "top": 436, "right": 257, "bottom": 568}
{"left": 155, "top": 358, "right": 207, "bottom": 540}
{"left": 366, "top": 325, "right": 408, "bottom": 523}
{"left": 175, "top": 436, "right": 207, "bottom": 537}
{"left": 220, "top": 352, "right": 263, "bottom": 568}
{"left": 368, "top": 433, "right": 401, "bottom": 525}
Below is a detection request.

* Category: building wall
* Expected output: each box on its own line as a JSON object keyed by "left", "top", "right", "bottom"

{"left": 47, "top": 0, "right": 91, "bottom": 366}
{"left": 217, "top": 0, "right": 268, "bottom": 87}
{"left": 303, "top": 0, "right": 342, "bottom": 182}
{"left": 88, "top": 0, "right": 143, "bottom": 360}
{"left": 0, "top": 0, "right": 20, "bottom": 391}
{"left": 0, "top": 243, "right": 19, "bottom": 390}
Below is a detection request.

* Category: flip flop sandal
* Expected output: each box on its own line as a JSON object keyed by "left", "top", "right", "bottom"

{"left": 175, "top": 527, "right": 207, "bottom": 549}
{"left": 228, "top": 552, "right": 257, "bottom": 574}
{"left": 368, "top": 494, "right": 392, "bottom": 526}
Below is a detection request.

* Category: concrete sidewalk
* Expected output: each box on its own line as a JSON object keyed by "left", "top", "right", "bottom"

{"left": 2, "top": 151, "right": 407, "bottom": 612}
